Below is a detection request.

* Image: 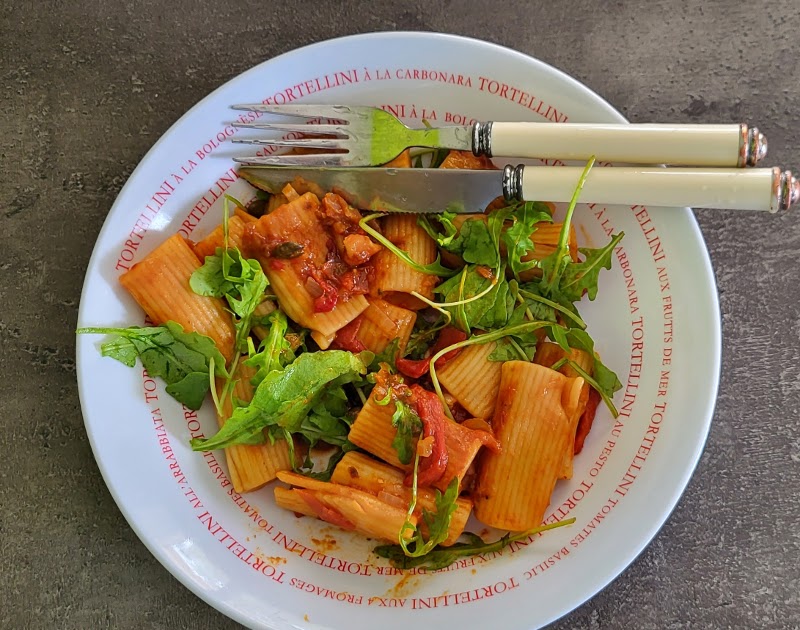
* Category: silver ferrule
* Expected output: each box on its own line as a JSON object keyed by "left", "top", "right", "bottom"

{"left": 502, "top": 164, "right": 525, "bottom": 202}
{"left": 776, "top": 168, "right": 799, "bottom": 212}
{"left": 738, "top": 124, "right": 768, "bottom": 167}
{"left": 472, "top": 121, "right": 493, "bottom": 157}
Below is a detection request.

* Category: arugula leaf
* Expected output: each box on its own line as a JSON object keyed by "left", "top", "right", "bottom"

{"left": 77, "top": 322, "right": 228, "bottom": 410}
{"left": 191, "top": 246, "right": 269, "bottom": 353}
{"left": 450, "top": 219, "right": 498, "bottom": 267}
{"left": 487, "top": 338, "right": 520, "bottom": 361}
{"left": 388, "top": 400, "right": 422, "bottom": 466}
{"left": 298, "top": 387, "right": 352, "bottom": 446}
{"left": 443, "top": 207, "right": 510, "bottom": 269}
{"left": 539, "top": 158, "right": 596, "bottom": 295}
{"left": 419, "top": 213, "right": 500, "bottom": 269}
{"left": 189, "top": 253, "right": 229, "bottom": 297}
{"left": 374, "top": 518, "right": 576, "bottom": 570}
{"left": 487, "top": 337, "right": 531, "bottom": 362}
{"left": 564, "top": 329, "right": 623, "bottom": 402}
{"left": 421, "top": 478, "right": 460, "bottom": 544}
{"left": 548, "top": 324, "right": 570, "bottom": 352}
{"left": 165, "top": 372, "right": 210, "bottom": 409}
{"left": 559, "top": 233, "right": 625, "bottom": 302}
{"left": 397, "top": 472, "right": 460, "bottom": 558}
{"left": 294, "top": 387, "right": 357, "bottom": 480}
{"left": 243, "top": 310, "right": 295, "bottom": 386}
{"left": 417, "top": 212, "right": 459, "bottom": 248}
{"left": 299, "top": 408, "right": 351, "bottom": 448}
{"left": 434, "top": 266, "right": 504, "bottom": 332}
{"left": 370, "top": 338, "right": 401, "bottom": 371}
{"left": 502, "top": 201, "right": 553, "bottom": 281}
{"left": 403, "top": 310, "right": 444, "bottom": 360}
{"left": 97, "top": 335, "right": 139, "bottom": 367}
{"left": 433, "top": 265, "right": 519, "bottom": 334}
{"left": 190, "top": 350, "right": 369, "bottom": 451}
{"left": 517, "top": 283, "right": 585, "bottom": 328}
{"left": 161, "top": 321, "right": 229, "bottom": 377}
{"left": 475, "top": 275, "right": 515, "bottom": 330}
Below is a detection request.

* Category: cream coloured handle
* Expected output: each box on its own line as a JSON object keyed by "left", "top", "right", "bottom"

{"left": 518, "top": 166, "right": 786, "bottom": 212}
{"left": 490, "top": 123, "right": 762, "bottom": 167}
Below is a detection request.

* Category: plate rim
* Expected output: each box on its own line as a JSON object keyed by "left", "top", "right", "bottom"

{"left": 76, "top": 29, "right": 722, "bottom": 629}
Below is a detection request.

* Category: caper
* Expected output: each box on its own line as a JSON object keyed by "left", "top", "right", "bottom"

{"left": 271, "top": 242, "right": 304, "bottom": 259}
{"left": 246, "top": 196, "right": 270, "bottom": 218}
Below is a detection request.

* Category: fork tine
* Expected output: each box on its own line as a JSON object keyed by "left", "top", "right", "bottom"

{"left": 230, "top": 103, "right": 370, "bottom": 119}
{"left": 232, "top": 153, "right": 351, "bottom": 167}
{"left": 231, "top": 122, "right": 349, "bottom": 135}
{"left": 231, "top": 137, "right": 349, "bottom": 150}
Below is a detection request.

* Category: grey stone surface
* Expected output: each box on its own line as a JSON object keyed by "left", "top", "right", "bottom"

{"left": 1, "top": 0, "right": 799, "bottom": 628}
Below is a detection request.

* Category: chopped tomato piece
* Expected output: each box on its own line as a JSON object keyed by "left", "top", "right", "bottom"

{"left": 574, "top": 389, "right": 601, "bottom": 455}
{"left": 294, "top": 489, "right": 355, "bottom": 531}
{"left": 396, "top": 356, "right": 430, "bottom": 379}
{"left": 331, "top": 318, "right": 366, "bottom": 353}
{"left": 406, "top": 385, "right": 448, "bottom": 488}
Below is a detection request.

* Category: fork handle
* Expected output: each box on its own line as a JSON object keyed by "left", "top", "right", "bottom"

{"left": 484, "top": 122, "right": 766, "bottom": 167}
{"left": 504, "top": 165, "right": 799, "bottom": 212}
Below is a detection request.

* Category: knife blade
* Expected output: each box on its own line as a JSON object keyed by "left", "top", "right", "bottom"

{"left": 238, "top": 165, "right": 798, "bottom": 214}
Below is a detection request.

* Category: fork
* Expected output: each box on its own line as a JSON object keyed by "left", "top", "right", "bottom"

{"left": 229, "top": 103, "right": 767, "bottom": 168}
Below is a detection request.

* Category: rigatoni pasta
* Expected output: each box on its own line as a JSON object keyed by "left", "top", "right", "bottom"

{"left": 474, "top": 361, "right": 585, "bottom": 531}
{"left": 534, "top": 342, "right": 594, "bottom": 479}
{"left": 438, "top": 341, "right": 503, "bottom": 419}
{"left": 119, "top": 233, "right": 235, "bottom": 362}
{"left": 370, "top": 214, "right": 439, "bottom": 304}
{"left": 216, "top": 362, "right": 290, "bottom": 493}
{"left": 329, "top": 451, "right": 472, "bottom": 546}
{"left": 244, "top": 191, "right": 370, "bottom": 343}
{"left": 274, "top": 470, "right": 418, "bottom": 542}
{"left": 353, "top": 298, "right": 416, "bottom": 354}
{"left": 348, "top": 388, "right": 491, "bottom": 492}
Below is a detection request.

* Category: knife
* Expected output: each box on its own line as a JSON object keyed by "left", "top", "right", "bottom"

{"left": 238, "top": 165, "right": 799, "bottom": 214}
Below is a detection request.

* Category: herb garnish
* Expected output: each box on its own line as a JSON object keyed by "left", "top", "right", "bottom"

{"left": 189, "top": 350, "right": 369, "bottom": 452}
{"left": 76, "top": 321, "right": 227, "bottom": 410}
{"left": 375, "top": 518, "right": 576, "bottom": 570}
{"left": 396, "top": 451, "right": 460, "bottom": 558}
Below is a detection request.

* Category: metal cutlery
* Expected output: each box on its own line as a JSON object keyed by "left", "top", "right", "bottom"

{"left": 229, "top": 103, "right": 768, "bottom": 168}
{"left": 238, "top": 165, "right": 798, "bottom": 214}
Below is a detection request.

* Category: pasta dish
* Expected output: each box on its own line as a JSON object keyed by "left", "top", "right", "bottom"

{"left": 79, "top": 149, "right": 623, "bottom": 569}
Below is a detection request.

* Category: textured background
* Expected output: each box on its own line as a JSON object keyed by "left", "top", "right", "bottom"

{"left": 2, "top": 1, "right": 799, "bottom": 628}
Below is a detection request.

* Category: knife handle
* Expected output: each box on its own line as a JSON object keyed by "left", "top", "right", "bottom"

{"left": 481, "top": 122, "right": 767, "bottom": 167}
{"left": 502, "top": 165, "right": 799, "bottom": 212}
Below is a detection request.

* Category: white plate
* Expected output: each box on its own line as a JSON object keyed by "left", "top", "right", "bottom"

{"left": 77, "top": 32, "right": 721, "bottom": 630}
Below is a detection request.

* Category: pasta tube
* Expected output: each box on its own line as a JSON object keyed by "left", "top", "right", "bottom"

{"left": 348, "top": 390, "right": 490, "bottom": 492}
{"left": 370, "top": 214, "right": 438, "bottom": 303}
{"left": 330, "top": 452, "right": 472, "bottom": 546}
{"left": 474, "top": 361, "right": 584, "bottom": 531}
{"left": 119, "top": 233, "right": 235, "bottom": 362}
{"left": 244, "top": 192, "right": 368, "bottom": 343}
{"left": 534, "top": 342, "right": 594, "bottom": 479}
{"left": 217, "top": 362, "right": 290, "bottom": 493}
{"left": 438, "top": 341, "right": 503, "bottom": 419}
{"left": 274, "top": 471, "right": 417, "bottom": 542}
{"left": 192, "top": 209, "right": 256, "bottom": 260}
{"left": 353, "top": 298, "right": 416, "bottom": 354}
